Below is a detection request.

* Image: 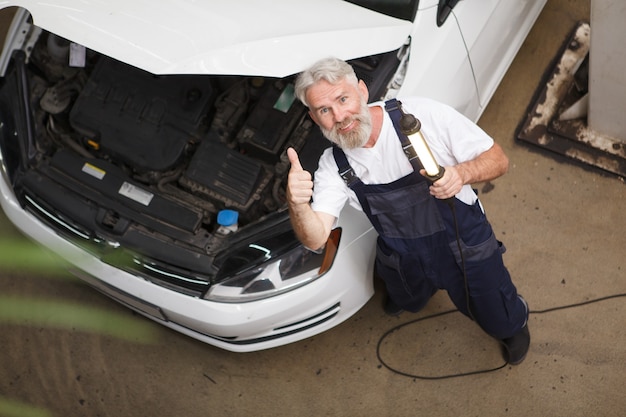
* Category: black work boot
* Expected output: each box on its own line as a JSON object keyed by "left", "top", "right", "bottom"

{"left": 500, "top": 324, "right": 530, "bottom": 365}
{"left": 383, "top": 296, "right": 403, "bottom": 316}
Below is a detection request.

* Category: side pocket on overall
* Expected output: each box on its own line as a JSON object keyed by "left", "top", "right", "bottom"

{"left": 448, "top": 230, "right": 502, "bottom": 266}
{"left": 374, "top": 239, "right": 414, "bottom": 295}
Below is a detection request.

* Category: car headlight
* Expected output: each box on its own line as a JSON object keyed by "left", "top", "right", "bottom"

{"left": 205, "top": 228, "right": 341, "bottom": 303}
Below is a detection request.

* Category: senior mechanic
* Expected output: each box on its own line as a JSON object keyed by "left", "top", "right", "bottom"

{"left": 285, "top": 57, "right": 530, "bottom": 365}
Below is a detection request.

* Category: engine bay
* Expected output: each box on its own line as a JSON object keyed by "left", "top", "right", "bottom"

{"left": 34, "top": 39, "right": 316, "bottom": 229}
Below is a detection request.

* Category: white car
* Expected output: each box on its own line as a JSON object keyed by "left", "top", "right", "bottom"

{"left": 0, "top": 0, "right": 546, "bottom": 352}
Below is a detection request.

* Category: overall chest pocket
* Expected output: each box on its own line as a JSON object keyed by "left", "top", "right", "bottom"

{"left": 365, "top": 181, "right": 445, "bottom": 239}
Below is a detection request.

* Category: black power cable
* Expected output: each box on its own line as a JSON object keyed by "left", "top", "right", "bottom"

{"left": 376, "top": 292, "right": 626, "bottom": 380}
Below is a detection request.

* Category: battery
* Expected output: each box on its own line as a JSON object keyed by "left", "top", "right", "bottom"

{"left": 183, "top": 140, "right": 270, "bottom": 210}
{"left": 237, "top": 80, "right": 306, "bottom": 164}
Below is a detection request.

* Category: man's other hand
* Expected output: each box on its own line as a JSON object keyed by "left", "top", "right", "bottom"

{"left": 422, "top": 166, "right": 463, "bottom": 200}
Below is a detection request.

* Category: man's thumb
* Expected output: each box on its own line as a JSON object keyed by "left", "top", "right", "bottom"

{"left": 287, "top": 147, "right": 303, "bottom": 171}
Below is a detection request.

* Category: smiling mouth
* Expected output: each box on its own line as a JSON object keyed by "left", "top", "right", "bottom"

{"left": 337, "top": 119, "right": 357, "bottom": 133}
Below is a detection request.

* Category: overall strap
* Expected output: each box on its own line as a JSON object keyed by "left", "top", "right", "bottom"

{"left": 332, "top": 145, "right": 375, "bottom": 224}
{"left": 332, "top": 145, "right": 362, "bottom": 189}
{"left": 384, "top": 98, "right": 423, "bottom": 171}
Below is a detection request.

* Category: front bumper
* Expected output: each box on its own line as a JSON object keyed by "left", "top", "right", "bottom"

{"left": 0, "top": 169, "right": 375, "bottom": 352}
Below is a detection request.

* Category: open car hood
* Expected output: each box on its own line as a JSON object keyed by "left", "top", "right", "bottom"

{"left": 5, "top": 0, "right": 413, "bottom": 77}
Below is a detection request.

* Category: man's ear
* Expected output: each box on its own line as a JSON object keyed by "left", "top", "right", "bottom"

{"left": 358, "top": 79, "right": 369, "bottom": 101}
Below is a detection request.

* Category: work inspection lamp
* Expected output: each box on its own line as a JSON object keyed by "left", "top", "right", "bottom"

{"left": 398, "top": 105, "right": 446, "bottom": 182}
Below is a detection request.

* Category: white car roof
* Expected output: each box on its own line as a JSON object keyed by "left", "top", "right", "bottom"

{"left": 8, "top": 0, "right": 413, "bottom": 76}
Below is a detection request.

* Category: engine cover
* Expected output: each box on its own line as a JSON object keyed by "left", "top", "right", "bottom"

{"left": 69, "top": 57, "right": 217, "bottom": 171}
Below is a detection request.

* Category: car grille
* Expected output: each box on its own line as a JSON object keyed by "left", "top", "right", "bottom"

{"left": 22, "top": 191, "right": 212, "bottom": 297}
{"left": 204, "top": 302, "right": 341, "bottom": 346}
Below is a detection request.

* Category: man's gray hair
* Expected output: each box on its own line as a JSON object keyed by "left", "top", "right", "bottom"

{"left": 294, "top": 57, "right": 359, "bottom": 108}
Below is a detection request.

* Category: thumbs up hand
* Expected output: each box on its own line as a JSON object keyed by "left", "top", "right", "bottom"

{"left": 285, "top": 147, "right": 336, "bottom": 251}
{"left": 286, "top": 147, "right": 313, "bottom": 206}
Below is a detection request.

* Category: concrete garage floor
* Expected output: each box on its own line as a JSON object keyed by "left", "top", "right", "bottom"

{"left": 1, "top": 1, "right": 625, "bottom": 416}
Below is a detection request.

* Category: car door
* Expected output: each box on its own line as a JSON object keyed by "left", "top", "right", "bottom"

{"left": 400, "top": 0, "right": 480, "bottom": 120}
{"left": 452, "top": 0, "right": 548, "bottom": 112}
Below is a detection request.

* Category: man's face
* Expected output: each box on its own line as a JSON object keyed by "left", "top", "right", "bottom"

{"left": 305, "top": 77, "right": 372, "bottom": 149}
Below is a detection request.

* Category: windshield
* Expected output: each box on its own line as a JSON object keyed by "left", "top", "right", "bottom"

{"left": 345, "top": 0, "right": 419, "bottom": 21}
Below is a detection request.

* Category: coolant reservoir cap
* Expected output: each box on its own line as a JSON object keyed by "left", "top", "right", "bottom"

{"left": 217, "top": 210, "right": 239, "bottom": 227}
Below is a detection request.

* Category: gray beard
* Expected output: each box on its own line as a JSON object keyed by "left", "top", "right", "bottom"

{"left": 320, "top": 100, "right": 373, "bottom": 149}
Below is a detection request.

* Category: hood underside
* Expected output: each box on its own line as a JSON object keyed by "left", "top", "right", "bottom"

{"left": 4, "top": 0, "right": 413, "bottom": 76}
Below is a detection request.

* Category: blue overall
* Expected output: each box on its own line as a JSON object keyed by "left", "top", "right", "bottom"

{"left": 332, "top": 99, "right": 527, "bottom": 339}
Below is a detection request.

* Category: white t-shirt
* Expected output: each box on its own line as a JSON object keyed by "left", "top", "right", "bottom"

{"left": 310, "top": 97, "right": 494, "bottom": 218}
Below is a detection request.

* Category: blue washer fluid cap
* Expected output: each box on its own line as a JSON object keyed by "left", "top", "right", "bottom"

{"left": 217, "top": 209, "right": 239, "bottom": 227}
